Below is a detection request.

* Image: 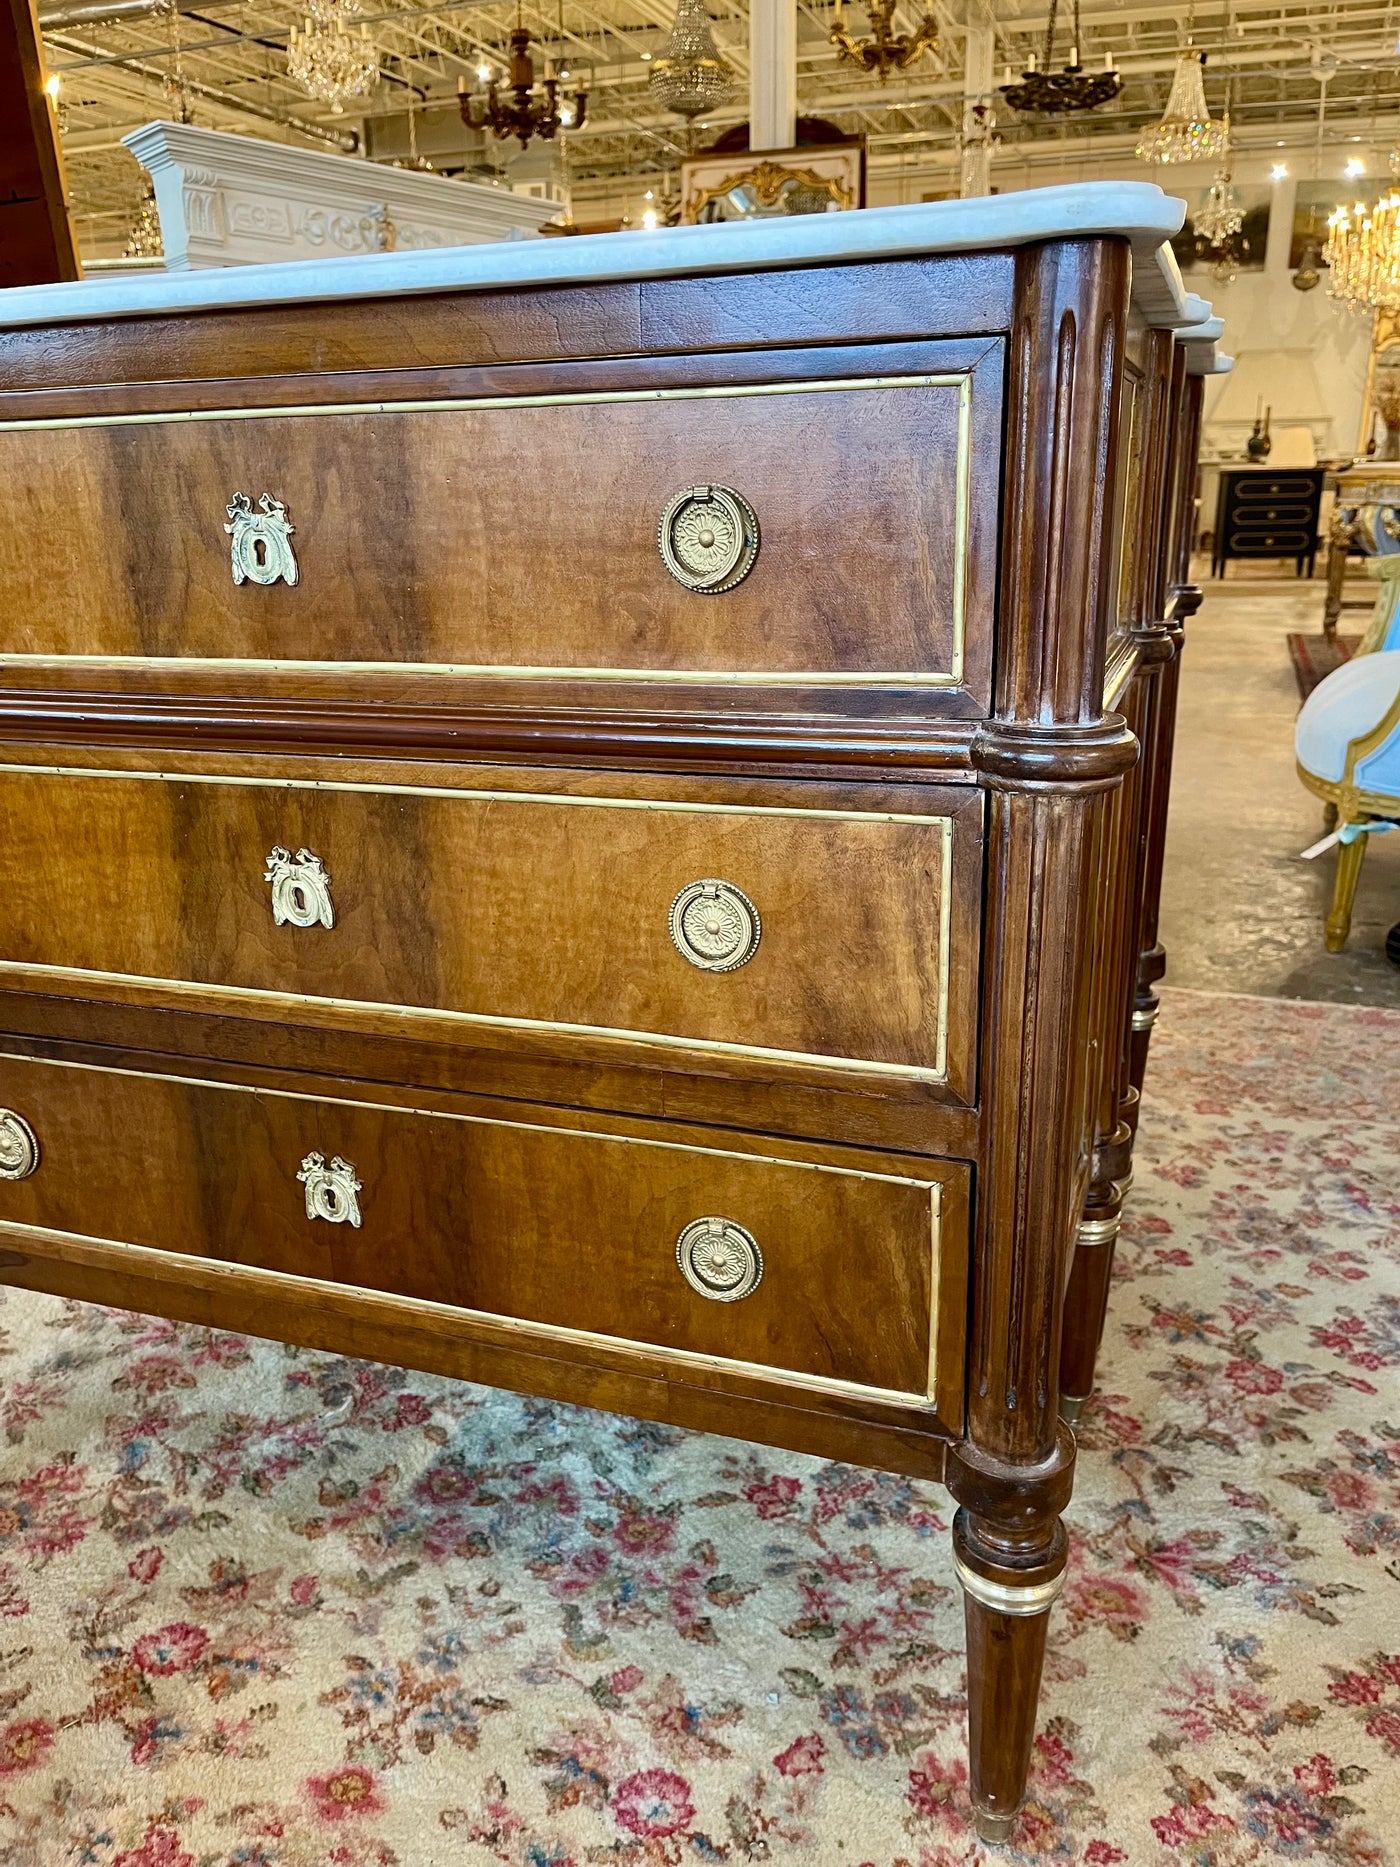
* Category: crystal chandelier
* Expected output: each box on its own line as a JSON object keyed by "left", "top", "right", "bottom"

{"left": 649, "top": 0, "right": 735, "bottom": 119}
{"left": 1135, "top": 50, "right": 1228, "bottom": 164}
{"left": 123, "top": 186, "right": 164, "bottom": 261}
{"left": 287, "top": 0, "right": 379, "bottom": 113}
{"left": 1194, "top": 162, "right": 1243, "bottom": 247}
{"left": 1325, "top": 193, "right": 1400, "bottom": 312}
{"left": 829, "top": 0, "right": 938, "bottom": 83}
{"left": 459, "top": 21, "right": 589, "bottom": 149}
{"left": 999, "top": 0, "right": 1120, "bottom": 116}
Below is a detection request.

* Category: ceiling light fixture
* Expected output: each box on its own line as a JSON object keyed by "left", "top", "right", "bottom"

{"left": 830, "top": 0, "right": 938, "bottom": 83}
{"left": 287, "top": 0, "right": 380, "bottom": 113}
{"left": 650, "top": 0, "right": 735, "bottom": 119}
{"left": 1345, "top": 156, "right": 1366, "bottom": 178}
{"left": 1271, "top": 162, "right": 1289, "bottom": 180}
{"left": 999, "top": 0, "right": 1120, "bottom": 116}
{"left": 1135, "top": 49, "right": 1228, "bottom": 164}
{"left": 1325, "top": 193, "right": 1400, "bottom": 310}
{"left": 1195, "top": 160, "right": 1243, "bottom": 249}
{"left": 458, "top": 10, "right": 588, "bottom": 149}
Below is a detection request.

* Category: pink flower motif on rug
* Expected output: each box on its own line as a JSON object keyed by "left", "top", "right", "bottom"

{"left": 610, "top": 1766, "right": 695, "bottom": 1837}
{"left": 131, "top": 1622, "right": 209, "bottom": 1676}
{"left": 305, "top": 1762, "right": 386, "bottom": 1821}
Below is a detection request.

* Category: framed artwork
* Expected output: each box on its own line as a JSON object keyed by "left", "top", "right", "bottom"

{"left": 1170, "top": 185, "right": 1271, "bottom": 272}
{"left": 680, "top": 143, "right": 865, "bottom": 225}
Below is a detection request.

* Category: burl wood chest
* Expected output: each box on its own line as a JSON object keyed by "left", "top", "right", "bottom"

{"left": 0, "top": 185, "right": 1225, "bottom": 1841}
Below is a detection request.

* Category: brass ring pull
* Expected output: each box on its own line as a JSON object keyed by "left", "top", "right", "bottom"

{"left": 669, "top": 878, "right": 760, "bottom": 972}
{"left": 676, "top": 1216, "right": 763, "bottom": 1302}
{"left": 0, "top": 1109, "right": 39, "bottom": 1181}
{"left": 657, "top": 484, "right": 760, "bottom": 593}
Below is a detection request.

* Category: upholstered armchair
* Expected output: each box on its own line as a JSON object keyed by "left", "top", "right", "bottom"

{"left": 1296, "top": 648, "right": 1400, "bottom": 949}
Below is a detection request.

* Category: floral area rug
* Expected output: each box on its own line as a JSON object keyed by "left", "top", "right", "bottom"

{"left": 0, "top": 988, "right": 1398, "bottom": 1867}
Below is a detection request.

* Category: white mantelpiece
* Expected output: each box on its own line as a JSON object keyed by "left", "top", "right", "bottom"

{"left": 122, "top": 122, "right": 564, "bottom": 270}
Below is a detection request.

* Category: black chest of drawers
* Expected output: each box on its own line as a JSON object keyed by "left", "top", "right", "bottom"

{"left": 1210, "top": 464, "right": 1324, "bottom": 577}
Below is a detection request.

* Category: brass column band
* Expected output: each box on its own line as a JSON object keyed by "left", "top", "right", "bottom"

{"left": 1075, "top": 1212, "right": 1123, "bottom": 1247}
{"left": 953, "top": 1559, "right": 1067, "bottom": 1617}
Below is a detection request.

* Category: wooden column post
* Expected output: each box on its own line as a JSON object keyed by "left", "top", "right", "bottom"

{"left": 1060, "top": 321, "right": 1178, "bottom": 1417}
{"left": 1127, "top": 352, "right": 1202, "bottom": 1106}
{"left": 0, "top": 0, "right": 80, "bottom": 286}
{"left": 948, "top": 237, "right": 1134, "bottom": 1844}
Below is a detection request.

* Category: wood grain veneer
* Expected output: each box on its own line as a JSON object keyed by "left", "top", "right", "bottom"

{"left": 0, "top": 759, "right": 980, "bottom": 1103}
{"left": 0, "top": 1041, "right": 968, "bottom": 1427}
{"left": 0, "top": 345, "right": 1000, "bottom": 708}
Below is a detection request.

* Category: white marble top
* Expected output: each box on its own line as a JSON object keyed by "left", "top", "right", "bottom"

{"left": 0, "top": 181, "right": 1191, "bottom": 330}
{"left": 1178, "top": 313, "right": 1231, "bottom": 377}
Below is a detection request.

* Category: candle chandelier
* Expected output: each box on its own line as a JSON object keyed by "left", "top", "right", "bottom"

{"left": 458, "top": 16, "right": 589, "bottom": 148}
{"left": 999, "top": 0, "right": 1120, "bottom": 116}
{"left": 1325, "top": 193, "right": 1400, "bottom": 312}
{"left": 829, "top": 0, "right": 939, "bottom": 85}
{"left": 649, "top": 0, "right": 735, "bottom": 119}
{"left": 1135, "top": 49, "right": 1228, "bottom": 163}
{"left": 286, "top": 0, "right": 379, "bottom": 112}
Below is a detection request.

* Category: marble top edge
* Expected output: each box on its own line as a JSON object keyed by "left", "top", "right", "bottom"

{"left": 0, "top": 182, "right": 1189, "bottom": 330}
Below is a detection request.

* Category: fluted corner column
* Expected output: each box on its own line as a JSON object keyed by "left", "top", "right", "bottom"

{"left": 950, "top": 236, "right": 1135, "bottom": 1845}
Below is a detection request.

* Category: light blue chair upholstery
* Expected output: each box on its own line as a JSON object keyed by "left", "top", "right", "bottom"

{"left": 1296, "top": 649, "right": 1400, "bottom": 948}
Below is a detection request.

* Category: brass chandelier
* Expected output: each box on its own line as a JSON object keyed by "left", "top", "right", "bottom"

{"left": 1325, "top": 192, "right": 1400, "bottom": 311}
{"left": 999, "top": 0, "right": 1120, "bottom": 116}
{"left": 829, "top": 0, "right": 939, "bottom": 84}
{"left": 458, "top": 17, "right": 589, "bottom": 148}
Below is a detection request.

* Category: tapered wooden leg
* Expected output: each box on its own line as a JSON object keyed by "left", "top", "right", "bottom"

{"left": 1325, "top": 832, "right": 1367, "bottom": 951}
{"left": 1323, "top": 511, "right": 1357, "bottom": 640}
{"left": 1058, "top": 1198, "right": 1123, "bottom": 1422}
{"left": 954, "top": 1506, "right": 1068, "bottom": 1843}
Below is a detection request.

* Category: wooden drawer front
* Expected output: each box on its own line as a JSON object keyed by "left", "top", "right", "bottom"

{"left": 0, "top": 1051, "right": 963, "bottom": 1409}
{"left": 0, "top": 348, "right": 998, "bottom": 700}
{"left": 0, "top": 765, "right": 976, "bottom": 1093}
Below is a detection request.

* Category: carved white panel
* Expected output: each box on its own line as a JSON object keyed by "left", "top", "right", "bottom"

{"left": 122, "top": 121, "right": 562, "bottom": 270}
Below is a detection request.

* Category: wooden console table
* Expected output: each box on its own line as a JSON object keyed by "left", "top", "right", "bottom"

{"left": 0, "top": 187, "right": 1219, "bottom": 1843}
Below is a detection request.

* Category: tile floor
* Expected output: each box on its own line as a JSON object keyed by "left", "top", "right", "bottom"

{"left": 1159, "top": 564, "right": 1400, "bottom": 1008}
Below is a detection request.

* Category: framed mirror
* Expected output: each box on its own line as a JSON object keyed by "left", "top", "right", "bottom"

{"left": 680, "top": 144, "right": 864, "bottom": 224}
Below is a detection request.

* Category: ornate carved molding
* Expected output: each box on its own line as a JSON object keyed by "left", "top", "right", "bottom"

{"left": 122, "top": 120, "right": 561, "bottom": 270}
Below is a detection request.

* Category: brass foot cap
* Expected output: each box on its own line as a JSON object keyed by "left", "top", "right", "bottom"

{"left": 975, "top": 1809, "right": 1017, "bottom": 1845}
{"left": 1058, "top": 1394, "right": 1086, "bottom": 1426}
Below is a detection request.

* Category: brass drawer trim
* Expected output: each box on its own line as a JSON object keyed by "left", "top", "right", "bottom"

{"left": 0, "top": 1049, "right": 948, "bottom": 1409}
{"left": 0, "top": 762, "right": 956, "bottom": 1084}
{"left": 0, "top": 373, "right": 974, "bottom": 689}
